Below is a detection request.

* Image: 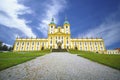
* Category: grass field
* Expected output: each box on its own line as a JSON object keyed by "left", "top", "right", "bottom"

{"left": 69, "top": 49, "right": 120, "bottom": 70}
{"left": 0, "top": 49, "right": 50, "bottom": 71}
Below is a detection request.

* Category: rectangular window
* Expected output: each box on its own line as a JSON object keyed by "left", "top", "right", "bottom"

{"left": 37, "top": 42, "right": 39, "bottom": 45}
{"left": 27, "top": 42, "right": 29, "bottom": 45}
{"left": 79, "top": 42, "right": 81, "bottom": 45}
{"left": 67, "top": 40, "right": 68, "bottom": 44}
{"left": 16, "top": 47, "right": 18, "bottom": 50}
{"left": 67, "top": 46, "right": 69, "bottom": 49}
{"left": 22, "top": 42, "right": 24, "bottom": 45}
{"left": 50, "top": 46, "right": 52, "bottom": 49}
{"left": 91, "top": 47, "right": 92, "bottom": 51}
{"left": 95, "top": 42, "right": 97, "bottom": 45}
{"left": 75, "top": 42, "right": 76, "bottom": 46}
{"left": 32, "top": 42, "right": 34, "bottom": 45}
{"left": 80, "top": 47, "right": 82, "bottom": 50}
{"left": 96, "top": 47, "right": 97, "bottom": 50}
{"left": 62, "top": 36, "right": 63, "bottom": 39}
{"left": 26, "top": 47, "right": 28, "bottom": 50}
{"left": 66, "top": 37, "right": 68, "bottom": 39}
{"left": 50, "top": 40, "right": 52, "bottom": 44}
{"left": 32, "top": 47, "right": 34, "bottom": 50}
{"left": 90, "top": 42, "right": 91, "bottom": 45}
{"left": 37, "top": 47, "right": 39, "bottom": 50}
{"left": 56, "top": 40, "right": 57, "bottom": 43}
{"left": 58, "top": 28, "right": 60, "bottom": 32}
{"left": 21, "top": 47, "right": 23, "bottom": 50}
{"left": 42, "top": 42, "right": 44, "bottom": 46}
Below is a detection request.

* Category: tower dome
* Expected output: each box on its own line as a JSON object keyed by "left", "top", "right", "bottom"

{"left": 64, "top": 17, "right": 69, "bottom": 24}
{"left": 50, "top": 18, "right": 55, "bottom": 24}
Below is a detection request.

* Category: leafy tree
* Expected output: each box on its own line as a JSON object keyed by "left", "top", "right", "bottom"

{"left": 2, "top": 45, "right": 8, "bottom": 51}
{"left": 8, "top": 46, "right": 13, "bottom": 51}
{"left": 0, "top": 41, "right": 13, "bottom": 51}
{"left": 0, "top": 41, "right": 3, "bottom": 50}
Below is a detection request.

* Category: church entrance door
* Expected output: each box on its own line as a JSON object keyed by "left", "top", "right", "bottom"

{"left": 57, "top": 42, "right": 62, "bottom": 49}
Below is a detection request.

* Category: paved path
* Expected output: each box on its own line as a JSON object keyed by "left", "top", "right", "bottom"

{"left": 0, "top": 52, "right": 120, "bottom": 80}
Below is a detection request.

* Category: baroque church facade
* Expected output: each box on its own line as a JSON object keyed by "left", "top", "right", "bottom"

{"left": 13, "top": 18, "right": 106, "bottom": 52}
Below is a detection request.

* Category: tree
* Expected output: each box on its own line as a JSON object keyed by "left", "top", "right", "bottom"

{"left": 0, "top": 41, "right": 13, "bottom": 51}
{"left": 2, "top": 45, "right": 8, "bottom": 51}
{"left": 8, "top": 46, "right": 13, "bottom": 51}
{"left": 0, "top": 41, "right": 3, "bottom": 50}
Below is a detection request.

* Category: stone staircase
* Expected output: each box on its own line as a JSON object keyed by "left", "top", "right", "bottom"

{"left": 52, "top": 49, "right": 68, "bottom": 52}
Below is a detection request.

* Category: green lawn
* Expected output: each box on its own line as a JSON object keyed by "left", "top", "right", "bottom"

{"left": 0, "top": 49, "right": 50, "bottom": 71}
{"left": 69, "top": 49, "right": 120, "bottom": 70}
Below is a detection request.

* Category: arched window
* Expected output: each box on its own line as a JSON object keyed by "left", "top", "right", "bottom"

{"left": 51, "top": 26, "right": 53, "bottom": 28}
{"left": 17, "top": 42, "right": 19, "bottom": 45}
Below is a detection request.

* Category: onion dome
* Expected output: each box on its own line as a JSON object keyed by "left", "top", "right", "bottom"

{"left": 64, "top": 17, "right": 69, "bottom": 24}
{"left": 50, "top": 18, "right": 55, "bottom": 24}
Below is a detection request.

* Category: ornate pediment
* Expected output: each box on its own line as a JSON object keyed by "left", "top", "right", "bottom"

{"left": 54, "top": 32, "right": 65, "bottom": 35}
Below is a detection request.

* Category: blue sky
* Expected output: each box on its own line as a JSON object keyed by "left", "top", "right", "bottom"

{"left": 0, "top": 0, "right": 120, "bottom": 49}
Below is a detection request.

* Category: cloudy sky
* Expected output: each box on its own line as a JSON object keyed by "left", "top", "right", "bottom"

{"left": 0, "top": 0, "right": 120, "bottom": 49}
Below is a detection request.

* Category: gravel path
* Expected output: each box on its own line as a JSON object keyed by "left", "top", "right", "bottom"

{"left": 0, "top": 52, "right": 120, "bottom": 80}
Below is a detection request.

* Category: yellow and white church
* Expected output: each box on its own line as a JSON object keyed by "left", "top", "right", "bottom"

{"left": 13, "top": 18, "right": 106, "bottom": 53}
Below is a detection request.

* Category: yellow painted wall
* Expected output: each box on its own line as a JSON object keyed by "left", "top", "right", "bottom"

{"left": 13, "top": 20, "right": 106, "bottom": 52}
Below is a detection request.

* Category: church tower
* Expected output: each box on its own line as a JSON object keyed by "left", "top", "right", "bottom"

{"left": 48, "top": 18, "right": 56, "bottom": 34}
{"left": 63, "top": 17, "right": 71, "bottom": 49}
{"left": 63, "top": 17, "right": 71, "bottom": 34}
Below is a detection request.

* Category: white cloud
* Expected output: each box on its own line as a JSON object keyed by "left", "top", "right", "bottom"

{"left": 0, "top": 0, "right": 36, "bottom": 38}
{"left": 78, "top": 11, "right": 120, "bottom": 47}
{"left": 37, "top": 0, "right": 67, "bottom": 36}
{"left": 3, "top": 43, "right": 12, "bottom": 47}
